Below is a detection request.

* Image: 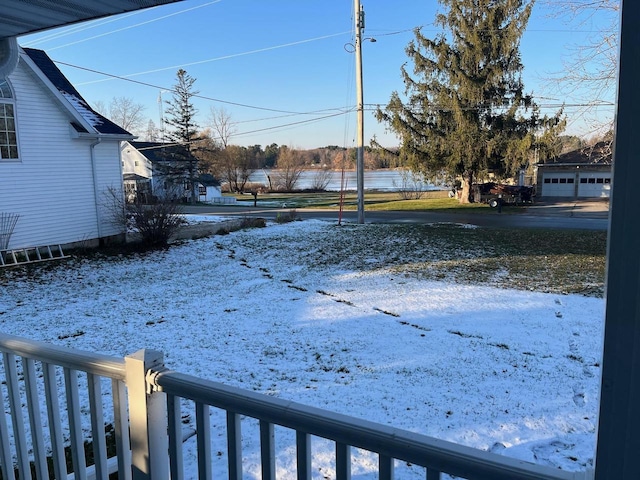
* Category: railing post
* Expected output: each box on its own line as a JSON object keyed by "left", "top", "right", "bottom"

{"left": 125, "top": 349, "right": 168, "bottom": 480}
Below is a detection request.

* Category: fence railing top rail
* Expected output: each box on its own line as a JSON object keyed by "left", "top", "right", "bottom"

{"left": 0, "top": 333, "right": 126, "bottom": 380}
{"left": 152, "top": 368, "right": 580, "bottom": 480}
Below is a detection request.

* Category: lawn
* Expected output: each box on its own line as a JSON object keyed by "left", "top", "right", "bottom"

{"left": 0, "top": 219, "right": 606, "bottom": 478}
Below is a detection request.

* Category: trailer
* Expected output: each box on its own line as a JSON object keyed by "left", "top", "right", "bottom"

{"left": 471, "top": 182, "right": 535, "bottom": 208}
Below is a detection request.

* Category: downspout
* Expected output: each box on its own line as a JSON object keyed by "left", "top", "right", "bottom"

{"left": 90, "top": 137, "right": 103, "bottom": 242}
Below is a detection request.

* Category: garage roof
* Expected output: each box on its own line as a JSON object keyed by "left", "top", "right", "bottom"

{"left": 0, "top": 0, "right": 183, "bottom": 40}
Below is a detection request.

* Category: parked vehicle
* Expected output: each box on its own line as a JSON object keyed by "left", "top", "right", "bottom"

{"left": 471, "top": 182, "right": 535, "bottom": 208}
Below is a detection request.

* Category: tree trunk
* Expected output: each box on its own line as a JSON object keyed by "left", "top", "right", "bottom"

{"left": 459, "top": 172, "right": 474, "bottom": 204}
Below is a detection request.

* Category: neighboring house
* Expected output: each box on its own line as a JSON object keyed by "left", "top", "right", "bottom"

{"left": 536, "top": 141, "right": 612, "bottom": 199}
{"left": 121, "top": 141, "right": 153, "bottom": 203}
{"left": 121, "top": 141, "right": 234, "bottom": 204}
{"left": 197, "top": 173, "right": 224, "bottom": 203}
{"left": 0, "top": 46, "right": 133, "bottom": 250}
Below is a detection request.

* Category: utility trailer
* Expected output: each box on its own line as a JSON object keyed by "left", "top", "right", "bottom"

{"left": 471, "top": 182, "right": 535, "bottom": 208}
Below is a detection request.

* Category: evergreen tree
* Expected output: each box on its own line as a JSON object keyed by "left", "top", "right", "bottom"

{"left": 376, "top": 0, "right": 563, "bottom": 202}
{"left": 164, "top": 69, "right": 200, "bottom": 204}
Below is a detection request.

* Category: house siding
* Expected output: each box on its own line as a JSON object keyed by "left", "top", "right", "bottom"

{"left": 0, "top": 58, "right": 125, "bottom": 249}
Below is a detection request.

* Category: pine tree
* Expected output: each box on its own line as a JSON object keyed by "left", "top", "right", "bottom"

{"left": 376, "top": 0, "right": 563, "bottom": 203}
{"left": 164, "top": 69, "right": 200, "bottom": 204}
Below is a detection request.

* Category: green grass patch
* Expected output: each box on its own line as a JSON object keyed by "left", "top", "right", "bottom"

{"left": 261, "top": 223, "right": 608, "bottom": 297}
{"left": 363, "top": 197, "right": 489, "bottom": 212}
{"left": 235, "top": 190, "right": 489, "bottom": 212}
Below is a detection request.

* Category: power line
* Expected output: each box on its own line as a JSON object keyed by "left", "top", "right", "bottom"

{"left": 40, "top": 0, "right": 224, "bottom": 51}
{"left": 54, "top": 59, "right": 348, "bottom": 115}
{"left": 73, "top": 30, "right": 352, "bottom": 86}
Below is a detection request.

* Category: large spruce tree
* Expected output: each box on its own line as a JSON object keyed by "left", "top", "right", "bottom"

{"left": 376, "top": 0, "right": 563, "bottom": 202}
{"left": 164, "top": 69, "right": 200, "bottom": 204}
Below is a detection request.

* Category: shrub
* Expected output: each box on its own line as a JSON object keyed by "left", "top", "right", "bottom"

{"left": 104, "top": 187, "right": 186, "bottom": 247}
{"left": 240, "top": 217, "right": 267, "bottom": 229}
{"left": 275, "top": 209, "right": 300, "bottom": 224}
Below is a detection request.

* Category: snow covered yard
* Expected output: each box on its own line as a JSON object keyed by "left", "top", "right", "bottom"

{"left": 0, "top": 219, "right": 604, "bottom": 478}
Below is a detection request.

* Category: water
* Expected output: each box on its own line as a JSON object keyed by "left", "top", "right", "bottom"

{"left": 249, "top": 169, "right": 442, "bottom": 192}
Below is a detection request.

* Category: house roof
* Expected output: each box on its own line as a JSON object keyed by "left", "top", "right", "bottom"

{"left": 0, "top": 1, "right": 183, "bottom": 40}
{"left": 540, "top": 141, "right": 613, "bottom": 166}
{"left": 129, "top": 141, "right": 192, "bottom": 163}
{"left": 22, "top": 48, "right": 132, "bottom": 137}
{"left": 199, "top": 173, "right": 221, "bottom": 187}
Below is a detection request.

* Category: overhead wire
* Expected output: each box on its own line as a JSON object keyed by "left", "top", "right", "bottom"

{"left": 38, "top": 0, "right": 224, "bottom": 51}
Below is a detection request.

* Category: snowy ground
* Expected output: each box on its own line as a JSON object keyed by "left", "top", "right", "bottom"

{"left": 0, "top": 218, "right": 604, "bottom": 478}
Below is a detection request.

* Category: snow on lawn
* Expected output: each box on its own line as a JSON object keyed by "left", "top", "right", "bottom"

{"left": 0, "top": 219, "right": 603, "bottom": 478}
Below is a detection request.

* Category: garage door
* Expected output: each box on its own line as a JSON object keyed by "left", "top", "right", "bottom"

{"left": 541, "top": 173, "right": 576, "bottom": 197}
{"left": 578, "top": 173, "right": 611, "bottom": 198}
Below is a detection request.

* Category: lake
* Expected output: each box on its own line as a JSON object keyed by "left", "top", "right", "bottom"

{"left": 248, "top": 169, "right": 443, "bottom": 192}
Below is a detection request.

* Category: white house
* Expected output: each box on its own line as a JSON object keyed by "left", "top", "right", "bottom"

{"left": 121, "top": 141, "right": 232, "bottom": 204}
{"left": 0, "top": 46, "right": 134, "bottom": 250}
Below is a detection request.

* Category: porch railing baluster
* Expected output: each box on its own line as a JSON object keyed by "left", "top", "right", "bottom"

{"left": 260, "top": 420, "right": 276, "bottom": 480}
{"left": 111, "top": 378, "right": 132, "bottom": 480}
{"left": 227, "top": 411, "right": 242, "bottom": 480}
{"left": 0, "top": 354, "right": 15, "bottom": 480}
{"left": 87, "top": 372, "right": 108, "bottom": 480}
{"left": 427, "top": 468, "right": 442, "bottom": 480}
{"left": 195, "top": 402, "right": 212, "bottom": 480}
{"left": 379, "top": 454, "right": 394, "bottom": 480}
{"left": 336, "top": 442, "right": 351, "bottom": 480}
{"left": 296, "top": 431, "right": 311, "bottom": 480}
{"left": 167, "top": 394, "right": 184, "bottom": 480}
{"left": 23, "top": 357, "right": 48, "bottom": 479}
{"left": 43, "top": 362, "right": 67, "bottom": 479}
{"left": 3, "top": 352, "right": 31, "bottom": 480}
{"left": 64, "top": 368, "right": 87, "bottom": 480}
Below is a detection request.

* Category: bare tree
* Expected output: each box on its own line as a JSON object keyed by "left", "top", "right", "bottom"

{"left": 208, "top": 106, "right": 237, "bottom": 148}
{"left": 273, "top": 145, "right": 305, "bottom": 191}
{"left": 218, "top": 145, "right": 256, "bottom": 192}
{"left": 93, "top": 100, "right": 106, "bottom": 116}
{"left": 309, "top": 167, "right": 333, "bottom": 191}
{"left": 541, "top": 0, "right": 618, "bottom": 135}
{"left": 109, "top": 96, "right": 146, "bottom": 133}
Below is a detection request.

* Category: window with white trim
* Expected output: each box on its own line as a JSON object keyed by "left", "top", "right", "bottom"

{"left": 0, "top": 79, "right": 18, "bottom": 160}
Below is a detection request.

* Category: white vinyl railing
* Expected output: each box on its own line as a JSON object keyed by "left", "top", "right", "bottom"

{"left": 0, "top": 333, "right": 592, "bottom": 480}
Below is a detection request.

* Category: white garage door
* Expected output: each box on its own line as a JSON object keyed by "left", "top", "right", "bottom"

{"left": 541, "top": 173, "right": 576, "bottom": 197}
{"left": 578, "top": 173, "right": 612, "bottom": 198}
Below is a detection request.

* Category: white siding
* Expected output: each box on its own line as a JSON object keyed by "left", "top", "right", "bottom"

{"left": 121, "top": 142, "right": 152, "bottom": 178}
{"left": 0, "top": 59, "right": 125, "bottom": 249}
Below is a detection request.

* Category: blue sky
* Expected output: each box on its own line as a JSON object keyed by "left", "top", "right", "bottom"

{"left": 20, "top": 0, "right": 616, "bottom": 149}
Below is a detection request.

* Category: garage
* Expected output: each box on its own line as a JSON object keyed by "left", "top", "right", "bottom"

{"left": 541, "top": 173, "right": 576, "bottom": 197}
{"left": 578, "top": 172, "right": 612, "bottom": 198}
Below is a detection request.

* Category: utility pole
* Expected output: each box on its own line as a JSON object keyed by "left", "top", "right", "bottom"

{"left": 354, "top": 0, "right": 365, "bottom": 224}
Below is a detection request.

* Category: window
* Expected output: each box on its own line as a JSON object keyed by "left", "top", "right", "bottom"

{"left": 580, "top": 178, "right": 588, "bottom": 183}
{"left": 597, "top": 178, "right": 604, "bottom": 184}
{"left": 198, "top": 186, "right": 206, "bottom": 195}
{"left": 568, "top": 178, "right": 575, "bottom": 184}
{"left": 588, "top": 178, "right": 596, "bottom": 184}
{"left": 559, "top": 178, "right": 567, "bottom": 184}
{"left": 544, "top": 178, "right": 551, "bottom": 183}
{"left": 551, "top": 178, "right": 559, "bottom": 183}
{"left": 605, "top": 178, "right": 611, "bottom": 184}
{"left": 0, "top": 79, "right": 18, "bottom": 160}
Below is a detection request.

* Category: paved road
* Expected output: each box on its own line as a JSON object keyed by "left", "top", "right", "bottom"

{"left": 182, "top": 202, "right": 610, "bottom": 231}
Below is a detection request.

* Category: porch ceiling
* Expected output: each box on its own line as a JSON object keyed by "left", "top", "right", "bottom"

{"left": 0, "top": 0, "right": 184, "bottom": 40}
